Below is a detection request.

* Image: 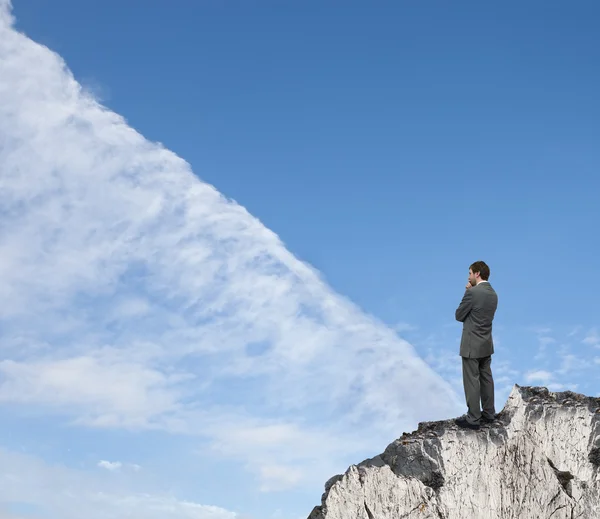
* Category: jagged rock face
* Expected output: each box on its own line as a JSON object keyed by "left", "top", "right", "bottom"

{"left": 308, "top": 386, "right": 600, "bottom": 519}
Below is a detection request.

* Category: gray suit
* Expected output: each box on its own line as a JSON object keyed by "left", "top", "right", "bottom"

{"left": 455, "top": 281, "right": 498, "bottom": 423}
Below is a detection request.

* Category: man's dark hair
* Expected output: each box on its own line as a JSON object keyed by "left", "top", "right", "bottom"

{"left": 470, "top": 260, "right": 490, "bottom": 280}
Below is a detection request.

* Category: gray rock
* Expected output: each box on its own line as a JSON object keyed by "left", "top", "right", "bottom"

{"left": 307, "top": 385, "right": 600, "bottom": 519}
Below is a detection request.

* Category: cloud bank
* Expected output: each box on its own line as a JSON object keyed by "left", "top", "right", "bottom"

{"left": 0, "top": 0, "right": 461, "bottom": 516}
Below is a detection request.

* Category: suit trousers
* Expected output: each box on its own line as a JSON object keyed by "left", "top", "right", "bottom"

{"left": 462, "top": 355, "right": 495, "bottom": 423}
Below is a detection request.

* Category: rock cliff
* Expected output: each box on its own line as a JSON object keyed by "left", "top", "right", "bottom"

{"left": 307, "top": 385, "right": 600, "bottom": 519}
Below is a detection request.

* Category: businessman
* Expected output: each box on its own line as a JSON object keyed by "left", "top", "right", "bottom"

{"left": 454, "top": 261, "right": 498, "bottom": 430}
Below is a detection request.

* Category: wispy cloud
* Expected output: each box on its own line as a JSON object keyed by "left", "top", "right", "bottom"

{"left": 530, "top": 327, "right": 557, "bottom": 362}
{"left": 97, "top": 460, "right": 140, "bottom": 472}
{"left": 557, "top": 353, "right": 589, "bottom": 376}
{"left": 0, "top": 1, "right": 461, "bottom": 513}
{"left": 583, "top": 328, "right": 600, "bottom": 348}
{"left": 525, "top": 370, "right": 553, "bottom": 384}
{"left": 0, "top": 354, "right": 189, "bottom": 429}
{"left": 519, "top": 326, "right": 599, "bottom": 394}
{"left": 98, "top": 460, "right": 122, "bottom": 471}
{"left": 524, "top": 368, "right": 578, "bottom": 392}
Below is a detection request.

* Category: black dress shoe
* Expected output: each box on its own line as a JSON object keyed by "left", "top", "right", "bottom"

{"left": 455, "top": 415, "right": 480, "bottom": 430}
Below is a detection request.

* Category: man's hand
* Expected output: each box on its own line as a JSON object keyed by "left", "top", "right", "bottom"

{"left": 465, "top": 282, "right": 472, "bottom": 290}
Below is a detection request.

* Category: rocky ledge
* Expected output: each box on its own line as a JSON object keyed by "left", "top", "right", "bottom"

{"left": 307, "top": 385, "right": 600, "bottom": 519}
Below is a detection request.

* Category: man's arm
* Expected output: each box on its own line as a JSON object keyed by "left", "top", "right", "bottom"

{"left": 455, "top": 289, "right": 473, "bottom": 322}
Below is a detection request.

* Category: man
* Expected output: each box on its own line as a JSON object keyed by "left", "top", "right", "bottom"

{"left": 454, "top": 260, "right": 498, "bottom": 430}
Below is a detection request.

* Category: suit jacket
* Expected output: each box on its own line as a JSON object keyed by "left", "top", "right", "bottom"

{"left": 455, "top": 281, "right": 498, "bottom": 358}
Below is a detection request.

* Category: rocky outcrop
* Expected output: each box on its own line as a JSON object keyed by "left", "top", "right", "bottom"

{"left": 308, "top": 385, "right": 600, "bottom": 519}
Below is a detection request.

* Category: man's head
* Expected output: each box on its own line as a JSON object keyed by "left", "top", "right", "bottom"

{"left": 468, "top": 260, "right": 490, "bottom": 286}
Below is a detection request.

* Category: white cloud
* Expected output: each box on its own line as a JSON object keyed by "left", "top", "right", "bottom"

{"left": 558, "top": 353, "right": 589, "bottom": 375}
{"left": 0, "top": 353, "right": 190, "bottom": 429}
{"left": 547, "top": 382, "right": 579, "bottom": 392}
{"left": 98, "top": 460, "right": 141, "bottom": 472}
{"left": 517, "top": 328, "right": 598, "bottom": 394}
{"left": 583, "top": 329, "right": 600, "bottom": 347}
{"left": 201, "top": 414, "right": 370, "bottom": 492}
{"left": 538, "top": 336, "right": 555, "bottom": 347}
{"left": 98, "top": 460, "right": 122, "bottom": 471}
{"left": 531, "top": 328, "right": 556, "bottom": 361}
{"left": 525, "top": 370, "right": 553, "bottom": 384}
{"left": 524, "top": 369, "right": 578, "bottom": 393}
{"left": 0, "top": 0, "right": 461, "bottom": 507}
{"left": 112, "top": 296, "right": 151, "bottom": 318}
{"left": 100, "top": 496, "right": 239, "bottom": 519}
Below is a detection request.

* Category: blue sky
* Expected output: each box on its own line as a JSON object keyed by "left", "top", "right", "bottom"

{"left": 0, "top": 1, "right": 599, "bottom": 518}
